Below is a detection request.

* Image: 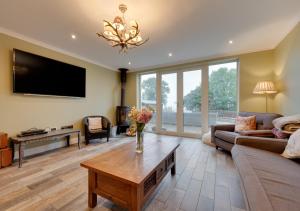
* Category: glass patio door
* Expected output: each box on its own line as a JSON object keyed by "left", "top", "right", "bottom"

{"left": 208, "top": 62, "right": 238, "bottom": 126}
{"left": 139, "top": 73, "right": 157, "bottom": 132}
{"left": 183, "top": 70, "right": 202, "bottom": 135}
{"left": 160, "top": 72, "right": 178, "bottom": 133}
{"left": 157, "top": 70, "right": 202, "bottom": 137}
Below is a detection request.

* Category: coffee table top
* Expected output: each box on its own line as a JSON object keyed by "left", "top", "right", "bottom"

{"left": 80, "top": 139, "right": 179, "bottom": 185}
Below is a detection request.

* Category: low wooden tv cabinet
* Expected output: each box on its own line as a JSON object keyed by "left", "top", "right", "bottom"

{"left": 11, "top": 129, "right": 81, "bottom": 168}
{"left": 81, "top": 139, "right": 179, "bottom": 211}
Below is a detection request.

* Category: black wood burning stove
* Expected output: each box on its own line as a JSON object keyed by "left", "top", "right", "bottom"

{"left": 116, "top": 68, "right": 130, "bottom": 134}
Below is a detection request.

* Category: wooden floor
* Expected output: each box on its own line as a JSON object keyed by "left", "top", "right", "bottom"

{"left": 0, "top": 133, "right": 246, "bottom": 211}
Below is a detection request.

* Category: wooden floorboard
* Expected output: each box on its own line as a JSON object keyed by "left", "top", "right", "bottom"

{"left": 0, "top": 134, "right": 246, "bottom": 211}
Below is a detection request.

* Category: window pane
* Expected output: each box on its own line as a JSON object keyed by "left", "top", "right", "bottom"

{"left": 140, "top": 74, "right": 157, "bottom": 132}
{"left": 208, "top": 62, "right": 238, "bottom": 126}
{"left": 183, "top": 70, "right": 202, "bottom": 134}
{"left": 161, "top": 73, "right": 177, "bottom": 132}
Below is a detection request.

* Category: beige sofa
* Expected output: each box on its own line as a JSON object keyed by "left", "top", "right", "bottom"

{"left": 232, "top": 136, "right": 300, "bottom": 211}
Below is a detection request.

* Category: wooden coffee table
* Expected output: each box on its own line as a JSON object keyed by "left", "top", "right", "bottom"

{"left": 80, "top": 139, "right": 179, "bottom": 211}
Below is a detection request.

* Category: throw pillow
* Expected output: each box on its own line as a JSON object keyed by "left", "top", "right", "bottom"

{"left": 272, "top": 128, "right": 290, "bottom": 139}
{"left": 235, "top": 115, "right": 256, "bottom": 132}
{"left": 88, "top": 117, "right": 102, "bottom": 131}
{"left": 282, "top": 129, "right": 300, "bottom": 159}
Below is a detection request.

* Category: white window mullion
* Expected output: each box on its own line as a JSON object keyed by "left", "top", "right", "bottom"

{"left": 137, "top": 74, "right": 141, "bottom": 108}
{"left": 201, "top": 65, "right": 209, "bottom": 135}
{"left": 156, "top": 73, "right": 162, "bottom": 133}
{"left": 177, "top": 71, "right": 184, "bottom": 135}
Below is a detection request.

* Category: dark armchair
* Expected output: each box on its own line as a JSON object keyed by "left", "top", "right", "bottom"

{"left": 83, "top": 116, "right": 111, "bottom": 144}
{"left": 211, "top": 112, "right": 282, "bottom": 151}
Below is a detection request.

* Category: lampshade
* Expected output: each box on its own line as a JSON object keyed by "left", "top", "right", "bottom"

{"left": 253, "top": 81, "right": 277, "bottom": 94}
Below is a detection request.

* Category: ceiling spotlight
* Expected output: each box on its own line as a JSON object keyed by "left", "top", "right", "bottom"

{"left": 168, "top": 53, "right": 173, "bottom": 57}
{"left": 228, "top": 40, "right": 233, "bottom": 44}
{"left": 71, "top": 34, "right": 76, "bottom": 39}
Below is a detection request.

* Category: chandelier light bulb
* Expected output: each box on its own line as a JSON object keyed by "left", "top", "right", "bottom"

{"left": 132, "top": 36, "right": 142, "bottom": 42}
{"left": 130, "top": 29, "right": 137, "bottom": 35}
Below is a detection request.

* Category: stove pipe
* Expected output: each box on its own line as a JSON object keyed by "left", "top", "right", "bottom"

{"left": 119, "top": 68, "right": 128, "bottom": 106}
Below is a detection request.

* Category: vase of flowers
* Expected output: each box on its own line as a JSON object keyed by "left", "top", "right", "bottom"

{"left": 128, "top": 107, "right": 153, "bottom": 153}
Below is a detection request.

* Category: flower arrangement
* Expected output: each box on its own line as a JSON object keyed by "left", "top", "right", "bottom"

{"left": 126, "top": 123, "right": 137, "bottom": 136}
{"left": 128, "top": 106, "right": 153, "bottom": 153}
{"left": 128, "top": 107, "right": 153, "bottom": 125}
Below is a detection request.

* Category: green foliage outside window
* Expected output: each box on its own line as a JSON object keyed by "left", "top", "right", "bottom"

{"left": 184, "top": 68, "right": 237, "bottom": 111}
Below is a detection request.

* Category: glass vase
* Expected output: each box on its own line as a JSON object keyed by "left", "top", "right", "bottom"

{"left": 136, "top": 130, "right": 144, "bottom": 153}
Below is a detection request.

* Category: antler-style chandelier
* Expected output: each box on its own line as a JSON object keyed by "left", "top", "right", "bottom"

{"left": 97, "top": 4, "right": 149, "bottom": 53}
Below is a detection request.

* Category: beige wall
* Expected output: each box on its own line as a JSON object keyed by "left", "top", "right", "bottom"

{"left": 126, "top": 72, "right": 138, "bottom": 107}
{"left": 126, "top": 50, "right": 275, "bottom": 113}
{"left": 239, "top": 51, "right": 274, "bottom": 112}
{"left": 0, "top": 33, "right": 120, "bottom": 155}
{"left": 273, "top": 23, "right": 300, "bottom": 115}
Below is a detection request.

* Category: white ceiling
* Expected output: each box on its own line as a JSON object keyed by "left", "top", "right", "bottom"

{"left": 0, "top": 0, "right": 300, "bottom": 71}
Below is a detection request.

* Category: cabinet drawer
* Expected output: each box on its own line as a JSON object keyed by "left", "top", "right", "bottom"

{"left": 0, "top": 148, "right": 12, "bottom": 168}
{"left": 0, "top": 133, "right": 8, "bottom": 149}
{"left": 156, "top": 161, "right": 166, "bottom": 181}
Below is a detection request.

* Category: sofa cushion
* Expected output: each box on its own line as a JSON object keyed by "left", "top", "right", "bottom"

{"left": 89, "top": 129, "right": 108, "bottom": 134}
{"left": 215, "top": 130, "right": 239, "bottom": 144}
{"left": 88, "top": 117, "right": 102, "bottom": 131}
{"left": 237, "top": 130, "right": 274, "bottom": 138}
{"left": 232, "top": 145, "right": 300, "bottom": 211}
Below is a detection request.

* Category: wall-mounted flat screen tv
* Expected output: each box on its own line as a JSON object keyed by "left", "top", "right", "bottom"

{"left": 13, "top": 49, "right": 86, "bottom": 98}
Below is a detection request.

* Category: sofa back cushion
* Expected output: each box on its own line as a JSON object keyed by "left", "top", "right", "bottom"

{"left": 239, "top": 112, "right": 282, "bottom": 130}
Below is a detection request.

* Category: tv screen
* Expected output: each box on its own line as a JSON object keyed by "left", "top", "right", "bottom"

{"left": 13, "top": 49, "right": 86, "bottom": 98}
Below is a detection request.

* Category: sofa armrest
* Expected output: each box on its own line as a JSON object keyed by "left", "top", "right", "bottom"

{"left": 235, "top": 136, "right": 288, "bottom": 154}
{"left": 211, "top": 124, "right": 235, "bottom": 133}
{"left": 211, "top": 124, "right": 235, "bottom": 144}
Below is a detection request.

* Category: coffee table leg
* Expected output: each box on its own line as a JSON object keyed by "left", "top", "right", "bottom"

{"left": 18, "top": 143, "right": 24, "bottom": 168}
{"left": 171, "top": 165, "right": 176, "bottom": 175}
{"left": 130, "top": 187, "right": 141, "bottom": 211}
{"left": 66, "top": 135, "right": 70, "bottom": 147}
{"left": 171, "top": 151, "right": 176, "bottom": 175}
{"left": 88, "top": 170, "right": 97, "bottom": 208}
{"left": 130, "top": 203, "right": 139, "bottom": 211}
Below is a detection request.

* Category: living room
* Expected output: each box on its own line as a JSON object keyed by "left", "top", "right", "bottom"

{"left": 0, "top": 1, "right": 300, "bottom": 211}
